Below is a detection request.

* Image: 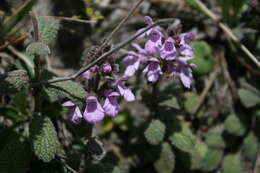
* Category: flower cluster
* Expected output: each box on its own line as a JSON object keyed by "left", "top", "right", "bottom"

{"left": 63, "top": 45, "right": 135, "bottom": 124}
{"left": 123, "top": 16, "right": 196, "bottom": 88}
{"left": 62, "top": 16, "right": 196, "bottom": 125}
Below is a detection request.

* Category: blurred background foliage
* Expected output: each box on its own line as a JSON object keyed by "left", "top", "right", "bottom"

{"left": 0, "top": 0, "right": 260, "bottom": 173}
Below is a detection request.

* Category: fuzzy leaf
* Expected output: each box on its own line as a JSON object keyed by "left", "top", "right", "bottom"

{"left": 224, "top": 114, "right": 246, "bottom": 136}
{"left": 242, "top": 132, "right": 258, "bottom": 161}
{"left": 26, "top": 42, "right": 50, "bottom": 56}
{"left": 159, "top": 97, "right": 180, "bottom": 110}
{"left": 205, "top": 130, "right": 225, "bottom": 149}
{"left": 144, "top": 119, "right": 166, "bottom": 145}
{"left": 30, "top": 116, "right": 60, "bottom": 162}
{"left": 190, "top": 140, "right": 208, "bottom": 170}
{"left": 202, "top": 148, "right": 223, "bottom": 171}
{"left": 189, "top": 41, "right": 214, "bottom": 75}
{"left": 0, "top": 107, "right": 26, "bottom": 122}
{"left": 183, "top": 92, "right": 200, "bottom": 113}
{"left": 154, "top": 142, "right": 175, "bottom": 173}
{"left": 170, "top": 132, "right": 195, "bottom": 152}
{"left": 0, "top": 133, "right": 31, "bottom": 173}
{"left": 44, "top": 80, "right": 87, "bottom": 103}
{"left": 0, "top": 70, "right": 29, "bottom": 96}
{"left": 221, "top": 153, "right": 242, "bottom": 173}
{"left": 37, "top": 17, "right": 60, "bottom": 45}
{"left": 238, "top": 88, "right": 260, "bottom": 108}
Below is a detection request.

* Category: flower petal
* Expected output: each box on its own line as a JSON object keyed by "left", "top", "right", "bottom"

{"left": 118, "top": 85, "right": 135, "bottom": 102}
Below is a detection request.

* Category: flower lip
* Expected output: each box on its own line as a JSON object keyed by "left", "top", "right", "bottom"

{"left": 148, "top": 57, "right": 160, "bottom": 63}
{"left": 108, "top": 91, "right": 120, "bottom": 97}
{"left": 62, "top": 101, "right": 76, "bottom": 107}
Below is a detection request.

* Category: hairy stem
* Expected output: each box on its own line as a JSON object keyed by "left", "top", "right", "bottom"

{"left": 30, "top": 11, "right": 42, "bottom": 113}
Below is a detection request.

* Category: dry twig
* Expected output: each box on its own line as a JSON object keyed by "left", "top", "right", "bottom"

{"left": 192, "top": 0, "right": 260, "bottom": 68}
{"left": 191, "top": 53, "right": 222, "bottom": 114}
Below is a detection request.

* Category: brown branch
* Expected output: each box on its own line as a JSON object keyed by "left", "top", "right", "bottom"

{"left": 30, "top": 11, "right": 40, "bottom": 42}
{"left": 221, "top": 53, "right": 238, "bottom": 100}
{"left": 0, "top": 34, "right": 29, "bottom": 50}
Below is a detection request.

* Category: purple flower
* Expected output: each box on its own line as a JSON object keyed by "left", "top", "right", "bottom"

{"left": 143, "top": 59, "right": 162, "bottom": 83}
{"left": 123, "top": 52, "right": 141, "bottom": 77}
{"left": 178, "top": 32, "right": 195, "bottom": 57}
{"left": 102, "top": 63, "right": 112, "bottom": 73}
{"left": 179, "top": 32, "right": 195, "bottom": 45}
{"left": 62, "top": 101, "right": 82, "bottom": 124}
{"left": 160, "top": 37, "right": 176, "bottom": 60}
{"left": 82, "top": 70, "right": 92, "bottom": 80}
{"left": 179, "top": 44, "right": 193, "bottom": 57}
{"left": 167, "top": 59, "right": 196, "bottom": 88}
{"left": 83, "top": 96, "right": 105, "bottom": 124}
{"left": 82, "top": 65, "right": 98, "bottom": 80}
{"left": 145, "top": 29, "right": 163, "bottom": 54}
{"left": 103, "top": 91, "right": 120, "bottom": 117}
{"left": 110, "top": 76, "right": 135, "bottom": 102}
{"left": 138, "top": 16, "right": 162, "bottom": 38}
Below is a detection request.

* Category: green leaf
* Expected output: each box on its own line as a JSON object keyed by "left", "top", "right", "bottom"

{"left": 242, "top": 132, "right": 258, "bottom": 161}
{"left": 44, "top": 80, "right": 87, "bottom": 103}
{"left": 205, "top": 130, "right": 225, "bottom": 149}
{"left": 170, "top": 132, "right": 195, "bottom": 152}
{"left": 159, "top": 96, "right": 180, "bottom": 110}
{"left": 144, "top": 119, "right": 166, "bottom": 145}
{"left": 37, "top": 17, "right": 60, "bottom": 45}
{"left": 26, "top": 42, "right": 50, "bottom": 56}
{"left": 183, "top": 92, "right": 200, "bottom": 113}
{"left": 29, "top": 116, "right": 60, "bottom": 162}
{"left": 190, "top": 140, "right": 208, "bottom": 170}
{"left": 224, "top": 114, "right": 246, "bottom": 136}
{"left": 221, "top": 153, "right": 242, "bottom": 173}
{"left": 14, "top": 91, "right": 28, "bottom": 111}
{"left": 189, "top": 41, "right": 214, "bottom": 75}
{"left": 0, "top": 133, "right": 31, "bottom": 173}
{"left": 0, "top": 107, "right": 26, "bottom": 121}
{"left": 154, "top": 142, "right": 175, "bottom": 173}
{"left": 0, "top": 0, "right": 37, "bottom": 38}
{"left": 202, "top": 148, "right": 223, "bottom": 171}
{"left": 238, "top": 88, "right": 260, "bottom": 108}
{"left": 0, "top": 70, "right": 29, "bottom": 96}
{"left": 114, "top": 112, "right": 133, "bottom": 131}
